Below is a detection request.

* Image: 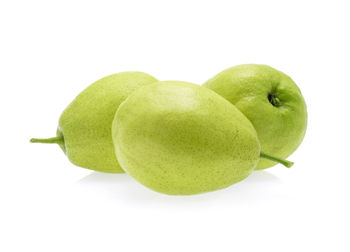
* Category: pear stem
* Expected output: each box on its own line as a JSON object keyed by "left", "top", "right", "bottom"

{"left": 30, "top": 136, "right": 63, "bottom": 144}
{"left": 260, "top": 152, "right": 294, "bottom": 168}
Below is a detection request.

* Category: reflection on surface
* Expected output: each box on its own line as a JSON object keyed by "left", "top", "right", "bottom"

{"left": 78, "top": 169, "right": 284, "bottom": 206}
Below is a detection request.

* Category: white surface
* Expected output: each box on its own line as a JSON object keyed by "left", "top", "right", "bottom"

{"left": 1, "top": 0, "right": 349, "bottom": 251}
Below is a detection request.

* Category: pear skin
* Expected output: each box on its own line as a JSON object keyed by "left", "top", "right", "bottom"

{"left": 113, "top": 81, "right": 261, "bottom": 194}
{"left": 31, "top": 72, "right": 158, "bottom": 173}
{"left": 204, "top": 64, "right": 307, "bottom": 169}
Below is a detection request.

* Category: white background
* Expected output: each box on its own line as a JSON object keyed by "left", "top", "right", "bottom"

{"left": 1, "top": 0, "right": 349, "bottom": 251}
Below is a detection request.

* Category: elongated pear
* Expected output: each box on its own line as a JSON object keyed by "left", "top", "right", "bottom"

{"left": 31, "top": 72, "right": 158, "bottom": 173}
{"left": 113, "top": 81, "right": 292, "bottom": 195}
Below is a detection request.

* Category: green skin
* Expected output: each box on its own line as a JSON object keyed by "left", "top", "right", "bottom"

{"left": 113, "top": 81, "right": 292, "bottom": 195}
{"left": 203, "top": 64, "right": 307, "bottom": 170}
{"left": 31, "top": 72, "right": 158, "bottom": 173}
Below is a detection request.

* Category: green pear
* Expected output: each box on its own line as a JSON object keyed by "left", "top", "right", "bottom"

{"left": 203, "top": 64, "right": 307, "bottom": 170}
{"left": 112, "top": 81, "right": 293, "bottom": 195}
{"left": 31, "top": 72, "right": 158, "bottom": 173}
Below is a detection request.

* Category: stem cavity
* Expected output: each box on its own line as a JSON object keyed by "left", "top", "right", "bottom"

{"left": 268, "top": 93, "right": 281, "bottom": 107}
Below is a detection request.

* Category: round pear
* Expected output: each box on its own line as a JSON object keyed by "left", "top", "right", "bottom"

{"left": 203, "top": 64, "right": 307, "bottom": 169}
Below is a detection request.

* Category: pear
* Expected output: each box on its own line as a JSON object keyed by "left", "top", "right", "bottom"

{"left": 203, "top": 64, "right": 307, "bottom": 170}
{"left": 31, "top": 72, "right": 158, "bottom": 173}
{"left": 112, "top": 81, "right": 292, "bottom": 195}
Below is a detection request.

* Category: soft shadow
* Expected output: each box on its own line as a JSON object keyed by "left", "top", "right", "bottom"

{"left": 79, "top": 172, "right": 130, "bottom": 184}
{"left": 242, "top": 170, "right": 281, "bottom": 184}
{"left": 77, "top": 170, "right": 282, "bottom": 207}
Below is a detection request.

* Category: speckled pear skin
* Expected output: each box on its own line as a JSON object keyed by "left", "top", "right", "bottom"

{"left": 113, "top": 81, "right": 261, "bottom": 195}
{"left": 203, "top": 64, "right": 307, "bottom": 170}
{"left": 58, "top": 72, "right": 158, "bottom": 173}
